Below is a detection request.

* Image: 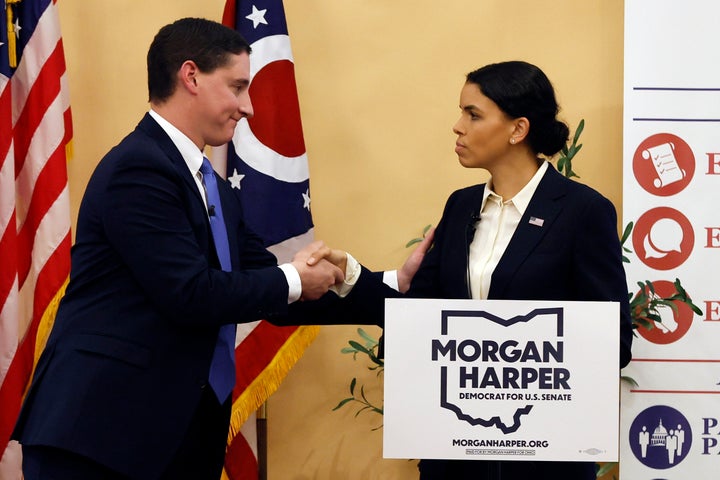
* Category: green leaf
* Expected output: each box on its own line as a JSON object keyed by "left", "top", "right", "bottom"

{"left": 357, "top": 328, "right": 378, "bottom": 345}
{"left": 596, "top": 461, "right": 616, "bottom": 477}
{"left": 355, "top": 406, "right": 372, "bottom": 418}
{"left": 635, "top": 318, "right": 654, "bottom": 330}
{"left": 573, "top": 119, "right": 585, "bottom": 144}
{"left": 621, "top": 375, "right": 639, "bottom": 388}
{"left": 367, "top": 352, "right": 384, "bottom": 367}
{"left": 348, "top": 340, "right": 370, "bottom": 354}
{"left": 620, "top": 222, "right": 634, "bottom": 244}
{"left": 405, "top": 238, "right": 422, "bottom": 248}
{"left": 360, "top": 385, "right": 369, "bottom": 403}
{"left": 349, "top": 377, "right": 357, "bottom": 395}
{"left": 332, "top": 397, "right": 354, "bottom": 411}
{"left": 340, "top": 347, "right": 358, "bottom": 354}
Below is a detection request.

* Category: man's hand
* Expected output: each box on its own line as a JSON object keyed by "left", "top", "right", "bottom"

{"left": 305, "top": 243, "right": 347, "bottom": 276}
{"left": 292, "top": 241, "right": 345, "bottom": 300}
{"left": 398, "top": 226, "right": 435, "bottom": 293}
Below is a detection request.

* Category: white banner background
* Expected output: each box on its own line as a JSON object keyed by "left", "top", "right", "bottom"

{"left": 622, "top": 0, "right": 720, "bottom": 477}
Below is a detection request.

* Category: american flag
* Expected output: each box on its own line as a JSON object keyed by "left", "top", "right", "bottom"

{"left": 221, "top": 1, "right": 319, "bottom": 478}
{"left": 529, "top": 216, "right": 545, "bottom": 227}
{"left": 0, "top": 0, "right": 72, "bottom": 476}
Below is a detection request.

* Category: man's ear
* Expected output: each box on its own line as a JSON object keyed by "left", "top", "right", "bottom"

{"left": 178, "top": 60, "right": 199, "bottom": 93}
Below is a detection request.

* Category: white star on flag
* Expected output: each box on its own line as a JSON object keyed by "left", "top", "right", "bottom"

{"left": 228, "top": 168, "right": 245, "bottom": 189}
{"left": 302, "top": 189, "right": 311, "bottom": 210}
{"left": 14, "top": 18, "right": 22, "bottom": 38}
{"left": 245, "top": 5, "right": 268, "bottom": 29}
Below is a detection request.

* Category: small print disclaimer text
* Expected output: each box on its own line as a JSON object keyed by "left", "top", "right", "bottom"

{"left": 466, "top": 449, "right": 536, "bottom": 456}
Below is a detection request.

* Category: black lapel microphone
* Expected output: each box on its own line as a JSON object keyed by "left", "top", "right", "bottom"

{"left": 208, "top": 205, "right": 216, "bottom": 217}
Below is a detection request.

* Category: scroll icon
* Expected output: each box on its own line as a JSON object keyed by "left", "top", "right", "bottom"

{"left": 642, "top": 142, "right": 686, "bottom": 189}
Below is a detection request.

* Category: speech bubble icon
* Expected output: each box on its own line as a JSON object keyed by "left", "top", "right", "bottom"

{"left": 646, "top": 217, "right": 683, "bottom": 256}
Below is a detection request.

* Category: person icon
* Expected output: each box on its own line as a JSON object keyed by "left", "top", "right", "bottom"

{"left": 676, "top": 424, "right": 685, "bottom": 456}
{"left": 639, "top": 425, "right": 650, "bottom": 458}
{"left": 666, "top": 429, "right": 678, "bottom": 464}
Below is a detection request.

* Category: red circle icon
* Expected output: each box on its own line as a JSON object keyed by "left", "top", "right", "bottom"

{"left": 633, "top": 280, "right": 695, "bottom": 345}
{"left": 632, "top": 133, "right": 695, "bottom": 196}
{"left": 632, "top": 207, "right": 694, "bottom": 270}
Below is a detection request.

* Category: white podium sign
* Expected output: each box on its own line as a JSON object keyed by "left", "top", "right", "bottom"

{"left": 383, "top": 299, "right": 620, "bottom": 462}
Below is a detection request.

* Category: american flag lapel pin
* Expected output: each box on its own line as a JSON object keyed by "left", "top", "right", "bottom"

{"left": 529, "top": 216, "right": 545, "bottom": 227}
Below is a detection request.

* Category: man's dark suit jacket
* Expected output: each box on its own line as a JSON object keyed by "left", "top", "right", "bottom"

{"left": 12, "top": 114, "right": 371, "bottom": 479}
{"left": 353, "top": 164, "right": 633, "bottom": 479}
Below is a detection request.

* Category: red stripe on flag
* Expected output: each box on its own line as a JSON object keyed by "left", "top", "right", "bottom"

{"left": 0, "top": 85, "right": 12, "bottom": 163}
{"left": 234, "top": 323, "right": 299, "bottom": 394}
{"left": 221, "top": 1, "right": 237, "bottom": 27}
{"left": 12, "top": 42, "right": 65, "bottom": 170}
{"left": 0, "top": 213, "right": 18, "bottom": 318}
{"left": 15, "top": 145, "right": 69, "bottom": 287}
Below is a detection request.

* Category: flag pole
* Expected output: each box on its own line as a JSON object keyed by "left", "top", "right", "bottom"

{"left": 257, "top": 403, "right": 268, "bottom": 480}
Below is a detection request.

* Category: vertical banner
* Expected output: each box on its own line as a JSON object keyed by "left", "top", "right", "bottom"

{"left": 622, "top": 0, "right": 720, "bottom": 478}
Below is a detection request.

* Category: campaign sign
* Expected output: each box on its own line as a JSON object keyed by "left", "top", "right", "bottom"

{"left": 383, "top": 299, "right": 620, "bottom": 462}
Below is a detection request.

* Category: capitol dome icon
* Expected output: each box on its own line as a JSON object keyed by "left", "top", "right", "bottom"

{"left": 651, "top": 419, "right": 668, "bottom": 447}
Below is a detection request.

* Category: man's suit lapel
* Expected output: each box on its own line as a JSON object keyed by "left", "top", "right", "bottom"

{"left": 137, "top": 113, "right": 206, "bottom": 206}
{"left": 136, "top": 113, "right": 238, "bottom": 268}
{"left": 488, "top": 165, "right": 568, "bottom": 298}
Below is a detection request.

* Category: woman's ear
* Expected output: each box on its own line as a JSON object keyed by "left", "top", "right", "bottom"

{"left": 509, "top": 117, "right": 530, "bottom": 144}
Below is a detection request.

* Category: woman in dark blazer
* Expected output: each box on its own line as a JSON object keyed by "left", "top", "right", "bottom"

{"left": 342, "top": 60, "right": 633, "bottom": 480}
{"left": 414, "top": 61, "right": 632, "bottom": 479}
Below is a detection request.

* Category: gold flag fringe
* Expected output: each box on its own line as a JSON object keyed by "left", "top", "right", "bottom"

{"left": 226, "top": 324, "right": 321, "bottom": 444}
{"left": 32, "top": 278, "right": 69, "bottom": 377}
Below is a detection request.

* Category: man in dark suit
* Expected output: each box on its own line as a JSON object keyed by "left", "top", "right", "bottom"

{"left": 12, "top": 17, "right": 403, "bottom": 480}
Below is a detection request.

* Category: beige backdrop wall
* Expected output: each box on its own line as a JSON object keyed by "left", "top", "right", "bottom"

{"left": 56, "top": 1, "right": 624, "bottom": 479}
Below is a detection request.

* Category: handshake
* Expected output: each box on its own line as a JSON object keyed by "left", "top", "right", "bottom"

{"left": 289, "top": 228, "right": 435, "bottom": 301}
{"left": 290, "top": 242, "right": 348, "bottom": 301}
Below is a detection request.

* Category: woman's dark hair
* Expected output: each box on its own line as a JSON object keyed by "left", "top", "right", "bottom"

{"left": 466, "top": 61, "right": 569, "bottom": 156}
{"left": 147, "top": 17, "right": 252, "bottom": 103}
